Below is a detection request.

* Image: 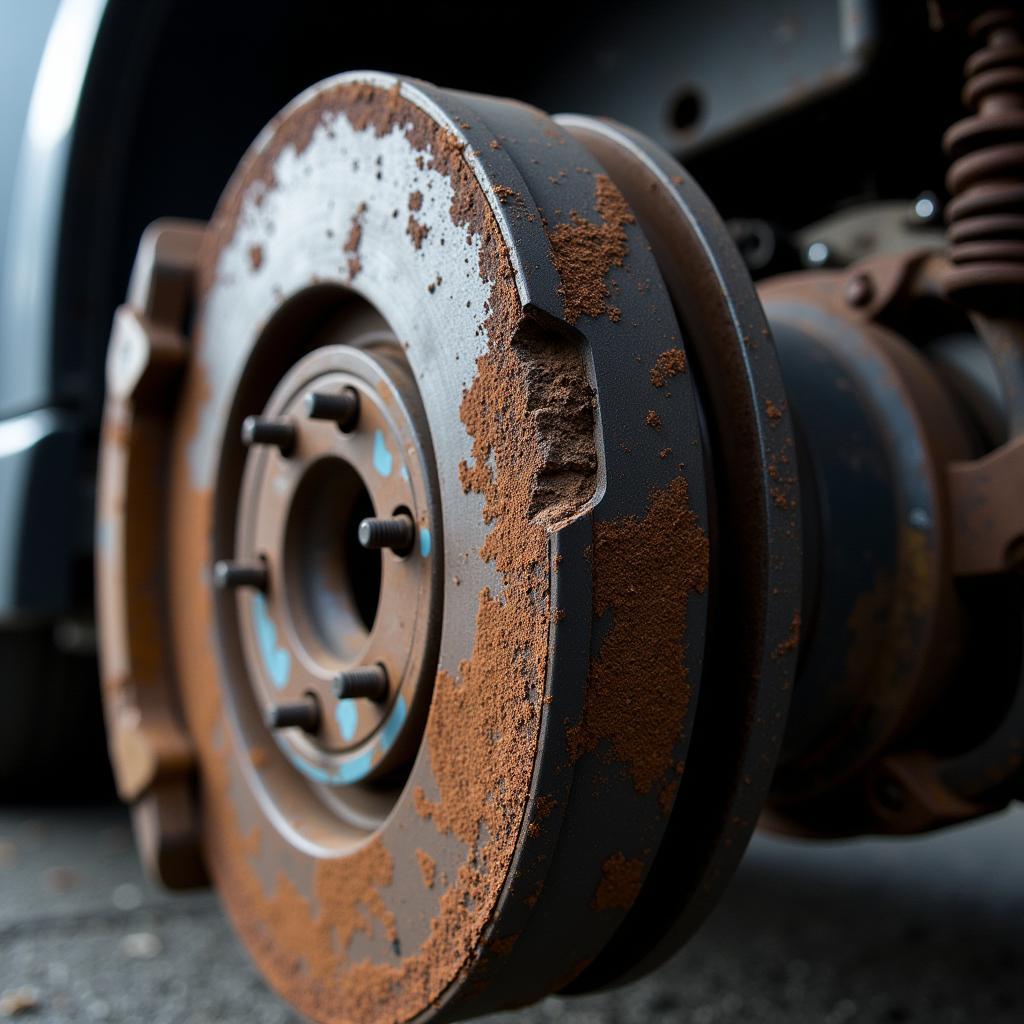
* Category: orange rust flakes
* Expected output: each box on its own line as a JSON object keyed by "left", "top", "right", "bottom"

{"left": 487, "top": 934, "right": 518, "bottom": 957}
{"left": 765, "top": 398, "right": 786, "bottom": 420}
{"left": 406, "top": 215, "right": 429, "bottom": 250}
{"left": 650, "top": 348, "right": 687, "bottom": 388}
{"left": 567, "top": 475, "right": 708, "bottom": 794}
{"left": 201, "top": 796, "right": 398, "bottom": 1005}
{"left": 645, "top": 410, "right": 662, "bottom": 431}
{"left": 535, "top": 794, "right": 557, "bottom": 819}
{"left": 592, "top": 852, "right": 646, "bottom": 912}
{"left": 773, "top": 611, "right": 801, "bottom": 660}
{"left": 343, "top": 202, "right": 367, "bottom": 281}
{"left": 547, "top": 173, "right": 635, "bottom": 324}
{"left": 248, "top": 244, "right": 264, "bottom": 271}
{"left": 408, "top": 190, "right": 423, "bottom": 212}
{"left": 416, "top": 849, "right": 436, "bottom": 889}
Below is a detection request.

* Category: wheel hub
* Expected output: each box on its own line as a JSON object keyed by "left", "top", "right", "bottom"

{"left": 231, "top": 342, "right": 440, "bottom": 790}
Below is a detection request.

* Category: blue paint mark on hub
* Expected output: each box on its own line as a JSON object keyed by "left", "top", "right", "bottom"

{"left": 380, "top": 695, "right": 407, "bottom": 752}
{"left": 339, "top": 751, "right": 374, "bottom": 783}
{"left": 336, "top": 699, "right": 359, "bottom": 741}
{"left": 373, "top": 430, "right": 393, "bottom": 477}
{"left": 419, "top": 526, "right": 431, "bottom": 558}
{"left": 252, "top": 593, "right": 290, "bottom": 689}
{"left": 278, "top": 693, "right": 409, "bottom": 786}
{"left": 399, "top": 464, "right": 410, "bottom": 482}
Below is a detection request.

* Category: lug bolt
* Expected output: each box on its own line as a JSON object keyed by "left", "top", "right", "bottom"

{"left": 305, "top": 387, "right": 360, "bottom": 430}
{"left": 241, "top": 416, "right": 296, "bottom": 455}
{"left": 213, "top": 559, "right": 268, "bottom": 591}
{"left": 265, "top": 696, "right": 321, "bottom": 734}
{"left": 358, "top": 514, "right": 416, "bottom": 553}
{"left": 334, "top": 664, "right": 389, "bottom": 703}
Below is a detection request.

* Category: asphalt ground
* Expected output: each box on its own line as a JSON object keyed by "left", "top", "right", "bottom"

{"left": 0, "top": 803, "right": 1020, "bottom": 1023}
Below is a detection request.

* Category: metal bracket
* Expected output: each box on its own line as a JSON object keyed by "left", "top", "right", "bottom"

{"left": 949, "top": 436, "right": 1024, "bottom": 577}
{"left": 96, "top": 219, "right": 208, "bottom": 889}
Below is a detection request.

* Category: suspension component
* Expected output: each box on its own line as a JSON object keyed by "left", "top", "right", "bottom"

{"left": 943, "top": 7, "right": 1024, "bottom": 307}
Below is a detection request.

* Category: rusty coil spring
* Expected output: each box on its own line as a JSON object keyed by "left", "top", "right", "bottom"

{"left": 943, "top": 7, "right": 1024, "bottom": 306}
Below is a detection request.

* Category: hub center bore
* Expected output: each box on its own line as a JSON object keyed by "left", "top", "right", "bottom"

{"left": 223, "top": 342, "right": 442, "bottom": 789}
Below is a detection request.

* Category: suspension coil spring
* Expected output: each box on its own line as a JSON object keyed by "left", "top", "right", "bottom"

{"left": 943, "top": 7, "right": 1024, "bottom": 307}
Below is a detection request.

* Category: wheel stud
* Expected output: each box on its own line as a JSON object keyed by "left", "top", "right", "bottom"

{"left": 305, "top": 387, "right": 360, "bottom": 430}
{"left": 334, "top": 664, "right": 389, "bottom": 703}
{"left": 265, "top": 696, "right": 321, "bottom": 733}
{"left": 241, "top": 416, "right": 296, "bottom": 455}
{"left": 213, "top": 559, "right": 268, "bottom": 591}
{"left": 358, "top": 514, "right": 415, "bottom": 553}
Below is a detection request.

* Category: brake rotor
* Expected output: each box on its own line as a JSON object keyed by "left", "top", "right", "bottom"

{"left": 97, "top": 73, "right": 800, "bottom": 1022}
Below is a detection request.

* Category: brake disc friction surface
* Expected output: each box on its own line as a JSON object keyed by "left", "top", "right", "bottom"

{"left": 158, "top": 74, "right": 710, "bottom": 1022}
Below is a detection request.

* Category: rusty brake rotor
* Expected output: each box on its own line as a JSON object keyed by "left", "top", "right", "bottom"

{"left": 96, "top": 73, "right": 799, "bottom": 1022}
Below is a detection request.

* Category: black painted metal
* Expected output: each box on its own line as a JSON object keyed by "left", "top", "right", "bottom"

{"left": 555, "top": 115, "right": 801, "bottom": 990}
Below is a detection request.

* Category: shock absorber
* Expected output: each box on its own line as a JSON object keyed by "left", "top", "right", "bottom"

{"left": 943, "top": 7, "right": 1024, "bottom": 310}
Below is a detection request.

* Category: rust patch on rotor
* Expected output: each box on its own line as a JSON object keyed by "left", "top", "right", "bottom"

{"left": 592, "top": 852, "right": 646, "bottom": 911}
{"left": 650, "top": 348, "right": 686, "bottom": 388}
{"left": 343, "top": 202, "right": 366, "bottom": 281}
{"left": 534, "top": 794, "right": 557, "bottom": 819}
{"left": 773, "top": 612, "right": 801, "bottom": 661}
{"left": 416, "top": 849, "right": 436, "bottom": 889}
{"left": 567, "top": 475, "right": 708, "bottom": 794}
{"left": 406, "top": 216, "right": 429, "bottom": 250}
{"left": 547, "top": 174, "right": 635, "bottom": 324}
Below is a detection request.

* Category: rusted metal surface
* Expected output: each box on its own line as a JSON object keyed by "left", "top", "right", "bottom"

{"left": 942, "top": 8, "right": 1024, "bottom": 307}
{"left": 95, "top": 219, "right": 207, "bottom": 889}
{"left": 762, "top": 262, "right": 972, "bottom": 820}
{"left": 92, "top": 39, "right": 1024, "bottom": 1021}
{"left": 949, "top": 435, "right": 1024, "bottom": 575}
{"left": 554, "top": 115, "right": 800, "bottom": 989}
{"left": 760, "top": 240, "right": 1024, "bottom": 836}
{"left": 92, "top": 73, "right": 733, "bottom": 1023}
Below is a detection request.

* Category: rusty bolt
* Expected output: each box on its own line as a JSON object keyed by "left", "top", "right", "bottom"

{"left": 305, "top": 387, "right": 360, "bottom": 430}
{"left": 213, "top": 559, "right": 268, "bottom": 591}
{"left": 266, "top": 696, "right": 321, "bottom": 733}
{"left": 334, "top": 664, "right": 389, "bottom": 703}
{"left": 844, "top": 273, "right": 875, "bottom": 308}
{"left": 358, "top": 514, "right": 415, "bottom": 553}
{"left": 241, "top": 416, "right": 296, "bottom": 455}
